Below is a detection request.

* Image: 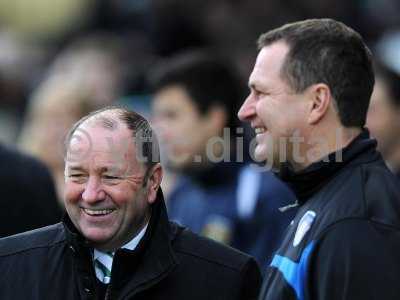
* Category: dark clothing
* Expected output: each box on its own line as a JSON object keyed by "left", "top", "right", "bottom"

{"left": 0, "top": 144, "right": 61, "bottom": 237}
{"left": 0, "top": 190, "right": 262, "bottom": 300}
{"left": 168, "top": 162, "right": 296, "bottom": 269}
{"left": 259, "top": 130, "right": 400, "bottom": 300}
{"left": 167, "top": 162, "right": 243, "bottom": 240}
{"left": 232, "top": 170, "right": 297, "bottom": 269}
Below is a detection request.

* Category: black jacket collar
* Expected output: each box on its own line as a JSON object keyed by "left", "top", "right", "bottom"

{"left": 63, "top": 189, "right": 178, "bottom": 296}
{"left": 277, "top": 129, "right": 380, "bottom": 205}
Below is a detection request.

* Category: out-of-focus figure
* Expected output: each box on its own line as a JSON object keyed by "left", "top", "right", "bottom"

{"left": 0, "top": 143, "right": 61, "bottom": 237}
{"left": 151, "top": 50, "right": 296, "bottom": 268}
{"left": 367, "top": 61, "right": 400, "bottom": 178}
{"left": 18, "top": 34, "right": 123, "bottom": 204}
{"left": 0, "top": 31, "right": 48, "bottom": 144}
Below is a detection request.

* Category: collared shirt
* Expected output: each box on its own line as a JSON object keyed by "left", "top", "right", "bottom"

{"left": 93, "top": 223, "right": 149, "bottom": 279}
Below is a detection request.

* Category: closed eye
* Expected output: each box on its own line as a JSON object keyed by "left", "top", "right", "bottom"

{"left": 69, "top": 174, "right": 85, "bottom": 178}
{"left": 67, "top": 173, "right": 87, "bottom": 183}
{"left": 104, "top": 175, "right": 120, "bottom": 180}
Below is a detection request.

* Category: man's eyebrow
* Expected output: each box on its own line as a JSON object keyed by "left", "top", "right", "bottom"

{"left": 66, "top": 166, "right": 85, "bottom": 172}
{"left": 99, "top": 166, "right": 114, "bottom": 173}
{"left": 248, "top": 80, "right": 260, "bottom": 90}
{"left": 249, "top": 79, "right": 267, "bottom": 91}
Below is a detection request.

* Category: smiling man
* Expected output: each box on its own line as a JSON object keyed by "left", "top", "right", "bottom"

{"left": 0, "top": 107, "right": 261, "bottom": 299}
{"left": 238, "top": 19, "right": 400, "bottom": 300}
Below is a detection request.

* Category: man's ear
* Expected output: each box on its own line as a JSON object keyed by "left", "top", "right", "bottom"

{"left": 308, "top": 83, "right": 332, "bottom": 125}
{"left": 205, "top": 105, "right": 227, "bottom": 132}
{"left": 145, "top": 164, "right": 163, "bottom": 204}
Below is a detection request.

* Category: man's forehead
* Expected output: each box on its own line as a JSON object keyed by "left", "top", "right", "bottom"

{"left": 71, "top": 117, "right": 133, "bottom": 145}
{"left": 83, "top": 111, "right": 121, "bottom": 129}
{"left": 256, "top": 43, "right": 288, "bottom": 69}
{"left": 249, "top": 42, "right": 290, "bottom": 86}
{"left": 66, "top": 161, "right": 127, "bottom": 172}
{"left": 66, "top": 121, "right": 136, "bottom": 165}
{"left": 65, "top": 147, "right": 144, "bottom": 175}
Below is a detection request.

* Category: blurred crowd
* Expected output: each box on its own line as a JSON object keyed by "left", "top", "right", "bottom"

{"left": 1, "top": 0, "right": 400, "bottom": 269}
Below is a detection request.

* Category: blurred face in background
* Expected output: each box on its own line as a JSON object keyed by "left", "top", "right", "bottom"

{"left": 367, "top": 78, "right": 400, "bottom": 157}
{"left": 152, "top": 85, "right": 223, "bottom": 170}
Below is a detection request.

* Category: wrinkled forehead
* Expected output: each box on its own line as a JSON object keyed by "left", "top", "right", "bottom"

{"left": 254, "top": 43, "right": 289, "bottom": 74}
{"left": 65, "top": 119, "right": 137, "bottom": 166}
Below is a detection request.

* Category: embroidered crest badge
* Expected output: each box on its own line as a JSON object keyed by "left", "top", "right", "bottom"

{"left": 293, "top": 210, "right": 316, "bottom": 247}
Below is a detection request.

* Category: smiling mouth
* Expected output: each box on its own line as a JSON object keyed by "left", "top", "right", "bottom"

{"left": 82, "top": 208, "right": 115, "bottom": 216}
{"left": 255, "top": 127, "right": 266, "bottom": 134}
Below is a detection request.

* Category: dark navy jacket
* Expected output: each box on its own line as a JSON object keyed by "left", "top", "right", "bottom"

{"left": 259, "top": 130, "right": 400, "bottom": 300}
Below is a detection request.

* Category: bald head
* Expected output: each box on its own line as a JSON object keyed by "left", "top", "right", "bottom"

{"left": 64, "top": 106, "right": 160, "bottom": 169}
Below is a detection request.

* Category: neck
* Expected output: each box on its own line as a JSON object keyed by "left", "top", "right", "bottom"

{"left": 291, "top": 126, "right": 362, "bottom": 171}
{"left": 385, "top": 143, "right": 400, "bottom": 173}
{"left": 95, "top": 213, "right": 150, "bottom": 252}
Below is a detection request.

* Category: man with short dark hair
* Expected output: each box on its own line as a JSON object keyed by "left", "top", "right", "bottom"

{"left": 151, "top": 51, "right": 296, "bottom": 268}
{"left": 238, "top": 19, "right": 400, "bottom": 299}
{"left": 0, "top": 107, "right": 261, "bottom": 299}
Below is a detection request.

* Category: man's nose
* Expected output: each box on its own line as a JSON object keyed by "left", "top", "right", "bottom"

{"left": 82, "top": 177, "right": 105, "bottom": 203}
{"left": 238, "top": 94, "right": 256, "bottom": 122}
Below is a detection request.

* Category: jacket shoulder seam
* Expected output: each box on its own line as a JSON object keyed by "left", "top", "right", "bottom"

{"left": 174, "top": 248, "right": 245, "bottom": 272}
{"left": 316, "top": 217, "right": 400, "bottom": 241}
{"left": 0, "top": 238, "right": 66, "bottom": 258}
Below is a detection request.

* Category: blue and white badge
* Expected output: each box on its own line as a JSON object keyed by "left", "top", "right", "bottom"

{"left": 293, "top": 210, "right": 316, "bottom": 247}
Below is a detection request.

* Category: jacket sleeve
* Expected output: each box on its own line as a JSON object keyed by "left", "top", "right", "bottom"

{"left": 308, "top": 219, "right": 400, "bottom": 300}
{"left": 238, "top": 257, "right": 262, "bottom": 300}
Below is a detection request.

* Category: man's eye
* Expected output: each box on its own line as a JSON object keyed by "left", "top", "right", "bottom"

{"left": 104, "top": 175, "right": 120, "bottom": 180}
{"left": 70, "top": 174, "right": 84, "bottom": 178}
{"left": 255, "top": 90, "right": 264, "bottom": 97}
{"left": 68, "top": 174, "right": 87, "bottom": 183}
{"left": 164, "top": 111, "right": 178, "bottom": 120}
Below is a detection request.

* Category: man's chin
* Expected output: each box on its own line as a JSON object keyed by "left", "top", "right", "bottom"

{"left": 80, "top": 227, "right": 113, "bottom": 246}
{"left": 253, "top": 147, "right": 268, "bottom": 163}
{"left": 252, "top": 149, "right": 287, "bottom": 172}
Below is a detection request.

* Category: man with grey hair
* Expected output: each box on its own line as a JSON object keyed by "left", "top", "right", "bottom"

{"left": 0, "top": 106, "right": 261, "bottom": 299}
{"left": 238, "top": 19, "right": 400, "bottom": 299}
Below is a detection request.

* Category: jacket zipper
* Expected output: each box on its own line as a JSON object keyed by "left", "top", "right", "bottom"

{"left": 104, "top": 284, "right": 112, "bottom": 300}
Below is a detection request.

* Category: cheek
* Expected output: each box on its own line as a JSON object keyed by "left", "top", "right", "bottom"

{"left": 109, "top": 185, "right": 140, "bottom": 206}
{"left": 64, "top": 182, "right": 82, "bottom": 204}
{"left": 284, "top": 102, "right": 308, "bottom": 133}
{"left": 256, "top": 100, "right": 286, "bottom": 133}
{"left": 255, "top": 101, "right": 271, "bottom": 125}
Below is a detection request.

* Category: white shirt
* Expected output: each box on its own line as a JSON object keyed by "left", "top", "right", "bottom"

{"left": 93, "top": 223, "right": 149, "bottom": 280}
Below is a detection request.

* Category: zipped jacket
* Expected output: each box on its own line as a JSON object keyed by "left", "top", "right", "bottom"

{"left": 259, "top": 130, "right": 400, "bottom": 300}
{"left": 0, "top": 190, "right": 261, "bottom": 300}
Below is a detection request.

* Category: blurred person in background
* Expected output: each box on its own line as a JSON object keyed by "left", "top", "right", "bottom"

{"left": 0, "top": 31, "right": 49, "bottom": 143}
{"left": 0, "top": 143, "right": 61, "bottom": 237}
{"left": 150, "top": 50, "right": 296, "bottom": 268}
{"left": 0, "top": 34, "right": 61, "bottom": 237}
{"left": 367, "top": 61, "right": 400, "bottom": 179}
{"left": 18, "top": 34, "right": 124, "bottom": 205}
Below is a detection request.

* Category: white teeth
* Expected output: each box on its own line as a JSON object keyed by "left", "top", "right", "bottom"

{"left": 83, "top": 208, "right": 114, "bottom": 216}
{"left": 255, "top": 127, "right": 266, "bottom": 134}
